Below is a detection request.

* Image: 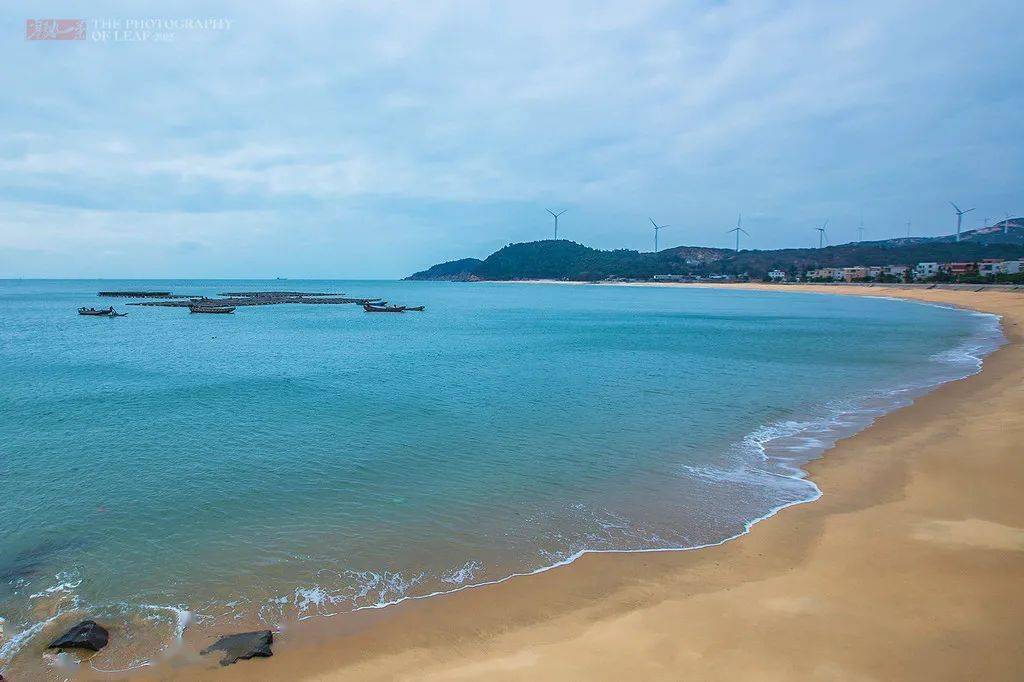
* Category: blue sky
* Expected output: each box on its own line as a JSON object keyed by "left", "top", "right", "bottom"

{"left": 2, "top": 1, "right": 1021, "bottom": 278}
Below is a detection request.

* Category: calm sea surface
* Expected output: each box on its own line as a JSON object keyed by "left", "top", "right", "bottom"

{"left": 0, "top": 280, "right": 1002, "bottom": 675}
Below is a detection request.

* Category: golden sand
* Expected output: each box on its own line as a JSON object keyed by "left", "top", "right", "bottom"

{"left": 140, "top": 285, "right": 1024, "bottom": 681}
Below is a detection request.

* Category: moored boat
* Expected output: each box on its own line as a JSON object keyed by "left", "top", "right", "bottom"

{"left": 363, "top": 303, "right": 406, "bottom": 313}
{"left": 78, "top": 306, "right": 115, "bottom": 316}
{"left": 403, "top": 306, "right": 425, "bottom": 311}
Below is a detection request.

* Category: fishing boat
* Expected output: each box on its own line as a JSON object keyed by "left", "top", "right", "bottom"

{"left": 78, "top": 306, "right": 115, "bottom": 316}
{"left": 189, "top": 305, "right": 235, "bottom": 314}
{"left": 403, "top": 306, "right": 425, "bottom": 312}
{"left": 363, "top": 303, "right": 406, "bottom": 313}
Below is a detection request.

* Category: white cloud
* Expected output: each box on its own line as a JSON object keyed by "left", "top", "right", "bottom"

{"left": 1, "top": 0, "right": 1021, "bottom": 275}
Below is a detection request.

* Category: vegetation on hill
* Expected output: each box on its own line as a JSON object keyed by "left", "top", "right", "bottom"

{"left": 705, "top": 240, "right": 1024, "bottom": 279}
{"left": 406, "top": 257, "right": 483, "bottom": 281}
{"left": 467, "top": 241, "right": 726, "bottom": 281}
{"left": 405, "top": 221, "right": 1024, "bottom": 281}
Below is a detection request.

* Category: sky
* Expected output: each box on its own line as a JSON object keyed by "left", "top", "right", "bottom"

{"left": 2, "top": 1, "right": 1022, "bottom": 278}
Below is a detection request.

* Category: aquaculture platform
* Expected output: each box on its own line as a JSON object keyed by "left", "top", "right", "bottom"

{"left": 125, "top": 291, "right": 384, "bottom": 308}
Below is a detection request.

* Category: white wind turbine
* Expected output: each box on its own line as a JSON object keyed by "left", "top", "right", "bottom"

{"left": 650, "top": 217, "right": 668, "bottom": 252}
{"left": 815, "top": 220, "right": 829, "bottom": 248}
{"left": 547, "top": 209, "right": 567, "bottom": 240}
{"left": 950, "top": 202, "right": 974, "bottom": 242}
{"left": 726, "top": 213, "right": 748, "bottom": 252}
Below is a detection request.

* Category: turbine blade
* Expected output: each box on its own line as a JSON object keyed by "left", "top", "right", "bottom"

{"left": 950, "top": 201, "right": 961, "bottom": 212}
{"left": 650, "top": 217, "right": 657, "bottom": 228}
{"left": 964, "top": 207, "right": 975, "bottom": 214}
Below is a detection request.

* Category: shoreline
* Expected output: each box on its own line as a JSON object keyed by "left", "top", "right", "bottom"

{"left": 126, "top": 283, "right": 1024, "bottom": 681}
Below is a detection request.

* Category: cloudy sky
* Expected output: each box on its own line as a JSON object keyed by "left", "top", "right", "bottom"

{"left": 2, "top": 1, "right": 1021, "bottom": 278}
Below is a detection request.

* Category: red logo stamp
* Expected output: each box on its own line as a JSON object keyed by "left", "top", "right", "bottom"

{"left": 26, "top": 19, "right": 86, "bottom": 41}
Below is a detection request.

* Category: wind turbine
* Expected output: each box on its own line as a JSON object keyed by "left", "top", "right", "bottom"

{"left": 906, "top": 220, "right": 911, "bottom": 238}
{"left": 950, "top": 202, "right": 974, "bottom": 242}
{"left": 815, "top": 220, "right": 829, "bottom": 249}
{"left": 1004, "top": 213, "right": 1014, "bottom": 235}
{"left": 649, "top": 217, "right": 668, "bottom": 252}
{"left": 547, "top": 209, "right": 567, "bottom": 240}
{"left": 858, "top": 212, "right": 865, "bottom": 242}
{"left": 726, "top": 213, "right": 748, "bottom": 252}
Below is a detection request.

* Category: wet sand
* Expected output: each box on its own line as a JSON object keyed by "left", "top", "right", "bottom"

{"left": 138, "top": 285, "right": 1024, "bottom": 681}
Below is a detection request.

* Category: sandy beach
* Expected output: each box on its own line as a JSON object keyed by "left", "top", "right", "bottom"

{"left": 140, "top": 284, "right": 1024, "bottom": 681}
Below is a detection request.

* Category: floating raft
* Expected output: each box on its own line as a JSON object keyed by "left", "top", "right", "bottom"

{"left": 218, "top": 291, "right": 342, "bottom": 297}
{"left": 98, "top": 291, "right": 176, "bottom": 298}
{"left": 128, "top": 291, "right": 385, "bottom": 308}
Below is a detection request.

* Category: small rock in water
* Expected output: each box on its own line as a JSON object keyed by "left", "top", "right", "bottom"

{"left": 200, "top": 630, "right": 273, "bottom": 666}
{"left": 47, "top": 619, "right": 109, "bottom": 652}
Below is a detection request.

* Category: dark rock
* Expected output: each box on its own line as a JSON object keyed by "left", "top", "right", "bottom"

{"left": 47, "top": 620, "right": 109, "bottom": 652}
{"left": 200, "top": 630, "right": 273, "bottom": 666}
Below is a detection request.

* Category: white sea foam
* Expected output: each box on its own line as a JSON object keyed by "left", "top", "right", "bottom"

{"left": 28, "top": 570, "right": 82, "bottom": 600}
{"left": 441, "top": 560, "right": 483, "bottom": 585}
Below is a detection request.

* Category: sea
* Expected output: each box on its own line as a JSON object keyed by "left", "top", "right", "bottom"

{"left": 0, "top": 279, "right": 1004, "bottom": 677}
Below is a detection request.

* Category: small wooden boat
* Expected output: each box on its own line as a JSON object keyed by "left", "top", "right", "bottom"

{"left": 79, "top": 306, "right": 115, "bottom": 316}
{"left": 363, "top": 303, "right": 406, "bottom": 313}
{"left": 189, "top": 305, "right": 235, "bottom": 314}
{"left": 403, "top": 306, "right": 425, "bottom": 312}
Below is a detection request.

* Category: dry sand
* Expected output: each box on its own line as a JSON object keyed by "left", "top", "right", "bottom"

{"left": 141, "top": 285, "right": 1024, "bottom": 682}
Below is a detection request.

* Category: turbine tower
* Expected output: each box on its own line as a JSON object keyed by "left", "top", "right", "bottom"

{"left": 547, "top": 209, "right": 567, "bottom": 240}
{"left": 649, "top": 217, "right": 668, "bottom": 252}
{"left": 726, "top": 213, "right": 748, "bottom": 252}
{"left": 858, "top": 212, "right": 865, "bottom": 242}
{"left": 815, "top": 220, "right": 829, "bottom": 249}
{"left": 950, "top": 202, "right": 974, "bottom": 242}
{"left": 906, "top": 220, "right": 911, "bottom": 238}
{"left": 1005, "top": 213, "right": 1013, "bottom": 235}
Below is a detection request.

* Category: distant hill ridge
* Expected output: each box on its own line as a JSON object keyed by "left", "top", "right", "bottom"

{"left": 406, "top": 220, "right": 1024, "bottom": 281}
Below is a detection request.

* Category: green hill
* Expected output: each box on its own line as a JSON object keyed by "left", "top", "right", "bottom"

{"left": 406, "top": 220, "right": 1024, "bottom": 281}
{"left": 406, "top": 257, "right": 484, "bottom": 281}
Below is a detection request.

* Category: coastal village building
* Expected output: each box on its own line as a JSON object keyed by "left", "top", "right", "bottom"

{"left": 799, "top": 259, "right": 1018, "bottom": 284}
{"left": 800, "top": 258, "right": 1019, "bottom": 284}
{"left": 806, "top": 267, "right": 845, "bottom": 280}
{"left": 944, "top": 262, "right": 978, "bottom": 276}
{"left": 842, "top": 266, "right": 870, "bottom": 282}
{"left": 884, "top": 265, "right": 910, "bottom": 277}
{"left": 979, "top": 260, "right": 1003, "bottom": 276}
{"left": 980, "top": 259, "right": 1023, "bottom": 276}
{"left": 768, "top": 269, "right": 787, "bottom": 282}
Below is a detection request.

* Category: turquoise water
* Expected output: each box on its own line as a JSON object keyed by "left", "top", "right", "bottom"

{"left": 0, "top": 280, "right": 1002, "bottom": 675}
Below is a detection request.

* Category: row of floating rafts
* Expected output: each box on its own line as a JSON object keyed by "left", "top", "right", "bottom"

{"left": 81, "top": 291, "right": 425, "bottom": 316}
{"left": 189, "top": 303, "right": 235, "bottom": 314}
